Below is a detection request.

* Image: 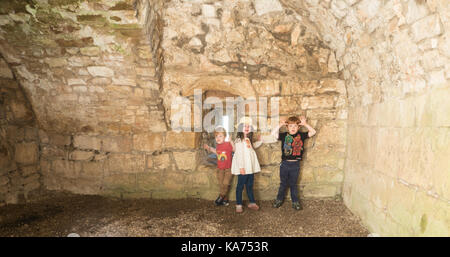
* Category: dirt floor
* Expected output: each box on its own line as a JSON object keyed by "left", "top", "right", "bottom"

{"left": 0, "top": 193, "right": 369, "bottom": 237}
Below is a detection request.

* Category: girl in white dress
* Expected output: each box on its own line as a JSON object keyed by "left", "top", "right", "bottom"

{"left": 231, "top": 117, "right": 262, "bottom": 213}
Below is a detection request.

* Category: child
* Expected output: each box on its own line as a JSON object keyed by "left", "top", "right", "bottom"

{"left": 204, "top": 126, "right": 235, "bottom": 206}
{"left": 271, "top": 116, "right": 316, "bottom": 210}
{"left": 231, "top": 117, "right": 262, "bottom": 213}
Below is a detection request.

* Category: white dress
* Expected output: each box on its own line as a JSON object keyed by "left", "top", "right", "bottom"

{"left": 231, "top": 138, "right": 262, "bottom": 175}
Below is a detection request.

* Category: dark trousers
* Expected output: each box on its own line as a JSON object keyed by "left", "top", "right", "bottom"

{"left": 236, "top": 174, "right": 255, "bottom": 205}
{"left": 276, "top": 160, "right": 300, "bottom": 202}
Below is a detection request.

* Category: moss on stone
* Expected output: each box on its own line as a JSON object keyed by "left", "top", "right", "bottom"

{"left": 0, "top": 0, "right": 34, "bottom": 15}
{"left": 77, "top": 14, "right": 106, "bottom": 23}
{"left": 109, "top": 1, "right": 134, "bottom": 11}
{"left": 47, "top": 0, "right": 81, "bottom": 6}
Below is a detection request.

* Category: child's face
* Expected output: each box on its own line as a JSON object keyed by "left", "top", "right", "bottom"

{"left": 215, "top": 133, "right": 225, "bottom": 144}
{"left": 287, "top": 123, "right": 299, "bottom": 134}
{"left": 243, "top": 124, "right": 250, "bottom": 135}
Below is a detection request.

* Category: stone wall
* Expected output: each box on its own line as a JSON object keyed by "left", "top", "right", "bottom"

{"left": 0, "top": 0, "right": 349, "bottom": 201}
{"left": 0, "top": 0, "right": 448, "bottom": 236}
{"left": 293, "top": 0, "right": 450, "bottom": 236}
{"left": 0, "top": 56, "right": 41, "bottom": 205}
{"left": 160, "top": 0, "right": 348, "bottom": 199}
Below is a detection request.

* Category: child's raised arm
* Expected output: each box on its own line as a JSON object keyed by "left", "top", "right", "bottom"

{"left": 230, "top": 140, "right": 235, "bottom": 152}
{"left": 299, "top": 116, "right": 316, "bottom": 137}
{"left": 203, "top": 144, "right": 217, "bottom": 154}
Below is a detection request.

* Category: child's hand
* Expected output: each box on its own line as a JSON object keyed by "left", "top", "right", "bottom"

{"left": 299, "top": 116, "right": 307, "bottom": 126}
{"left": 203, "top": 144, "right": 209, "bottom": 150}
{"left": 257, "top": 134, "right": 261, "bottom": 141}
{"left": 280, "top": 119, "right": 287, "bottom": 126}
{"left": 240, "top": 168, "right": 245, "bottom": 175}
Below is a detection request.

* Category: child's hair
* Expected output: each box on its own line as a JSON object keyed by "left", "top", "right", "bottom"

{"left": 287, "top": 116, "right": 300, "bottom": 125}
{"left": 214, "top": 126, "right": 227, "bottom": 137}
{"left": 236, "top": 123, "right": 254, "bottom": 144}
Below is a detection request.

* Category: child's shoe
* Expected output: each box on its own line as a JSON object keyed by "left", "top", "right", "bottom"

{"left": 214, "top": 196, "right": 223, "bottom": 206}
{"left": 222, "top": 199, "right": 230, "bottom": 206}
{"left": 236, "top": 205, "right": 243, "bottom": 213}
{"left": 292, "top": 201, "right": 303, "bottom": 210}
{"left": 272, "top": 199, "right": 283, "bottom": 208}
{"left": 247, "top": 203, "right": 259, "bottom": 211}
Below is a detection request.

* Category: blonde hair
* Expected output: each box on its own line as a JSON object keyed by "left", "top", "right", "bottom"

{"left": 214, "top": 126, "right": 227, "bottom": 137}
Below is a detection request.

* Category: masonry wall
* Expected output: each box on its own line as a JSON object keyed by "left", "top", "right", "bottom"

{"left": 0, "top": 0, "right": 448, "bottom": 236}
{"left": 0, "top": 57, "right": 41, "bottom": 205}
{"left": 0, "top": 0, "right": 349, "bottom": 201}
{"left": 298, "top": 0, "right": 450, "bottom": 236}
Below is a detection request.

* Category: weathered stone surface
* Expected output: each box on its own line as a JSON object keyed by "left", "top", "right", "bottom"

{"left": 252, "top": 79, "right": 280, "bottom": 96}
{"left": 87, "top": 66, "right": 114, "bottom": 77}
{"left": 107, "top": 153, "right": 145, "bottom": 174}
{"left": 14, "top": 142, "right": 38, "bottom": 165}
{"left": 69, "top": 150, "right": 94, "bottom": 161}
{"left": 173, "top": 151, "right": 197, "bottom": 170}
{"left": 133, "top": 133, "right": 164, "bottom": 152}
{"left": 74, "top": 135, "right": 101, "bottom": 150}
{"left": 49, "top": 134, "right": 71, "bottom": 147}
{"left": 411, "top": 15, "right": 442, "bottom": 42}
{"left": 301, "top": 95, "right": 335, "bottom": 109}
{"left": 165, "top": 132, "right": 199, "bottom": 150}
{"left": 152, "top": 153, "right": 172, "bottom": 170}
{"left": 101, "top": 136, "right": 132, "bottom": 152}
{"left": 80, "top": 46, "right": 101, "bottom": 56}
{"left": 254, "top": 0, "right": 283, "bottom": 16}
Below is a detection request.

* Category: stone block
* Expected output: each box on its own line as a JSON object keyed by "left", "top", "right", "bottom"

{"left": 299, "top": 165, "right": 315, "bottom": 183}
{"left": 52, "top": 159, "right": 81, "bottom": 179}
{"left": 74, "top": 135, "right": 101, "bottom": 150}
{"left": 137, "top": 173, "right": 162, "bottom": 191}
{"left": 152, "top": 152, "right": 172, "bottom": 170}
{"left": 315, "top": 121, "right": 347, "bottom": 147}
{"left": 315, "top": 167, "right": 344, "bottom": 183}
{"left": 281, "top": 80, "right": 318, "bottom": 95}
{"left": 80, "top": 46, "right": 101, "bottom": 56}
{"left": 411, "top": 14, "right": 442, "bottom": 42}
{"left": 255, "top": 145, "right": 281, "bottom": 165}
{"left": 133, "top": 133, "right": 164, "bottom": 152}
{"left": 163, "top": 171, "right": 186, "bottom": 190}
{"left": 317, "top": 79, "right": 346, "bottom": 94}
{"left": 278, "top": 96, "right": 303, "bottom": 114}
{"left": 135, "top": 67, "right": 155, "bottom": 77}
{"left": 101, "top": 136, "right": 132, "bottom": 152}
{"left": 41, "top": 145, "right": 67, "bottom": 159}
{"left": 0, "top": 175, "right": 9, "bottom": 186}
{"left": 69, "top": 150, "right": 94, "bottom": 161}
{"left": 301, "top": 95, "right": 335, "bottom": 109}
{"left": 165, "top": 131, "right": 199, "bottom": 150}
{"left": 10, "top": 99, "right": 33, "bottom": 121}
{"left": 252, "top": 79, "right": 280, "bottom": 96}
{"left": 45, "top": 57, "right": 67, "bottom": 67}
{"left": 19, "top": 165, "right": 37, "bottom": 177}
{"left": 87, "top": 66, "right": 114, "bottom": 77}
{"left": 254, "top": 0, "right": 283, "bottom": 16}
{"left": 81, "top": 161, "right": 104, "bottom": 178}
{"left": 106, "top": 153, "right": 145, "bottom": 174}
{"left": 103, "top": 174, "right": 137, "bottom": 192}
{"left": 49, "top": 133, "right": 71, "bottom": 147}
{"left": 14, "top": 142, "right": 38, "bottom": 165}
{"left": 23, "top": 173, "right": 40, "bottom": 185}
{"left": 173, "top": 151, "right": 197, "bottom": 170}
{"left": 302, "top": 183, "right": 339, "bottom": 197}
